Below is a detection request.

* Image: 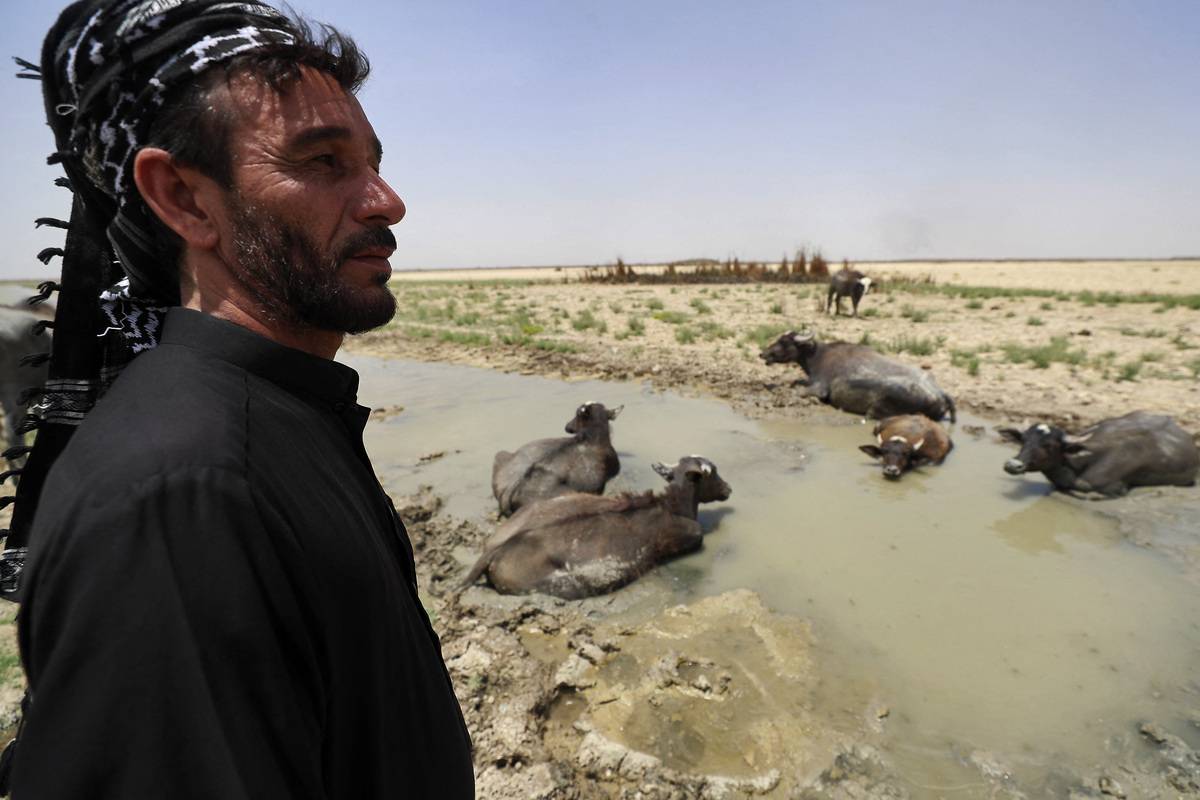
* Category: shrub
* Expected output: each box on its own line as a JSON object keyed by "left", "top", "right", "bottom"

{"left": 743, "top": 324, "right": 792, "bottom": 349}
{"left": 689, "top": 298, "right": 712, "bottom": 314}
{"left": 675, "top": 326, "right": 697, "bottom": 344}
{"left": 1117, "top": 362, "right": 1141, "bottom": 382}
{"left": 697, "top": 321, "right": 734, "bottom": 340}
{"left": 1002, "top": 337, "right": 1086, "bottom": 369}
{"left": 572, "top": 309, "right": 600, "bottom": 331}
{"left": 885, "top": 335, "right": 943, "bottom": 356}
{"left": 652, "top": 310, "right": 689, "bottom": 325}
{"left": 1027, "top": 316, "right": 1044, "bottom": 326}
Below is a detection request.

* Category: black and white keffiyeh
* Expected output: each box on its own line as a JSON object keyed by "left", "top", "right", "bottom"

{"left": 48, "top": 0, "right": 297, "bottom": 301}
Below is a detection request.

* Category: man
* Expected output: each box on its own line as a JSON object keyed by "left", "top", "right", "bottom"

{"left": 11, "top": 1, "right": 474, "bottom": 797}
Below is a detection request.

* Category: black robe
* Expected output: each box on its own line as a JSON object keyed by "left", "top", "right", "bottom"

{"left": 14, "top": 308, "right": 474, "bottom": 799}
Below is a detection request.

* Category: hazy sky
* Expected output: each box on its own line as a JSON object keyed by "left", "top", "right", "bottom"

{"left": 1, "top": 0, "right": 1198, "bottom": 279}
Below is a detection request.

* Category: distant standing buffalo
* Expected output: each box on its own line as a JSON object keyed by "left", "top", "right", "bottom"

{"left": 463, "top": 456, "right": 732, "bottom": 599}
{"left": 998, "top": 411, "right": 1199, "bottom": 497}
{"left": 827, "top": 267, "right": 873, "bottom": 317}
{"left": 491, "top": 401, "right": 622, "bottom": 516}
{"left": 761, "top": 330, "right": 956, "bottom": 422}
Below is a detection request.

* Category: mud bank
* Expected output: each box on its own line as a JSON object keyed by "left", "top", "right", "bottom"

{"left": 398, "top": 487, "right": 1200, "bottom": 799}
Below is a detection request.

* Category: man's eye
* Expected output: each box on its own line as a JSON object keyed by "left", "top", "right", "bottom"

{"left": 311, "top": 154, "right": 338, "bottom": 167}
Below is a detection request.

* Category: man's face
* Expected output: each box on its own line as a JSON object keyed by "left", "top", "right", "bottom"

{"left": 213, "top": 67, "right": 405, "bottom": 333}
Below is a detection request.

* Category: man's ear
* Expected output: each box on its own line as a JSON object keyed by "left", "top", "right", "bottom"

{"left": 132, "top": 147, "right": 220, "bottom": 250}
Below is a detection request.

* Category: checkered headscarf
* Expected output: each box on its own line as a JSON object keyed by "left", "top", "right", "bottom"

{"left": 44, "top": 0, "right": 298, "bottom": 301}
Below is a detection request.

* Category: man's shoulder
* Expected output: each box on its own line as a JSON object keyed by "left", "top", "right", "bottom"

{"left": 55, "top": 343, "right": 252, "bottom": 486}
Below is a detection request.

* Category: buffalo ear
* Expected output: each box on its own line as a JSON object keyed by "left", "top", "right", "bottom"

{"left": 651, "top": 462, "right": 675, "bottom": 481}
{"left": 1063, "top": 443, "right": 1093, "bottom": 458}
{"left": 996, "top": 427, "right": 1024, "bottom": 444}
{"left": 910, "top": 451, "right": 932, "bottom": 467}
{"left": 607, "top": 405, "right": 624, "bottom": 420}
{"left": 859, "top": 445, "right": 884, "bottom": 460}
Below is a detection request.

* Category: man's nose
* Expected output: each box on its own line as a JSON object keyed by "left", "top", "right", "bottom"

{"left": 357, "top": 173, "right": 406, "bottom": 226}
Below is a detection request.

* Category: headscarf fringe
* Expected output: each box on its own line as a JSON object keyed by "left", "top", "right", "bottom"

{"left": 37, "top": 248, "right": 65, "bottom": 264}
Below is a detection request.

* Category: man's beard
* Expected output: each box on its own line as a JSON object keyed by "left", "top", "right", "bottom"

{"left": 227, "top": 194, "right": 397, "bottom": 335}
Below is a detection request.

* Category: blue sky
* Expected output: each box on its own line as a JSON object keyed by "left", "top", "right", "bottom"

{"left": 1, "top": 0, "right": 1198, "bottom": 279}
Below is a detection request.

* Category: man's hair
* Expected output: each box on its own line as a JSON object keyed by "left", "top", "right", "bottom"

{"left": 141, "top": 17, "right": 370, "bottom": 257}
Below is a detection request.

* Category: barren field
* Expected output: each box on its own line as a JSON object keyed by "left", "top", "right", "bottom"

{"left": 363, "top": 259, "right": 1200, "bottom": 434}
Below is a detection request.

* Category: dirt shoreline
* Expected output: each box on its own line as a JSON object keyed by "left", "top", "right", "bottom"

{"left": 353, "top": 261, "right": 1200, "bottom": 434}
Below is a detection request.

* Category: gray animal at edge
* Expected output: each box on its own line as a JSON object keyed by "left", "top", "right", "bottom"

{"left": 859, "top": 414, "right": 953, "bottom": 480}
{"left": 826, "top": 267, "right": 873, "bottom": 317}
{"left": 0, "top": 308, "right": 51, "bottom": 456}
{"left": 998, "top": 411, "right": 1199, "bottom": 497}
{"left": 463, "top": 456, "right": 732, "bottom": 599}
{"left": 760, "top": 330, "right": 956, "bottom": 421}
{"left": 491, "top": 401, "right": 622, "bottom": 515}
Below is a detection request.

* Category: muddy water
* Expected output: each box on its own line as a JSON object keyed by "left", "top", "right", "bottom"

{"left": 346, "top": 355, "right": 1200, "bottom": 792}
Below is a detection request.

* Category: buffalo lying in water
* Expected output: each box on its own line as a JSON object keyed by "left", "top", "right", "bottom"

{"left": 761, "top": 331, "right": 956, "bottom": 421}
{"left": 462, "top": 456, "right": 732, "bottom": 599}
{"left": 491, "top": 401, "right": 622, "bottom": 516}
{"left": 859, "top": 414, "right": 953, "bottom": 480}
{"left": 998, "top": 411, "right": 1199, "bottom": 497}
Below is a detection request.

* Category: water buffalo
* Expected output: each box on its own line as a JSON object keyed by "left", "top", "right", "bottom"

{"left": 827, "top": 267, "right": 873, "bottom": 317}
{"left": 859, "top": 414, "right": 953, "bottom": 479}
{"left": 761, "top": 331, "right": 956, "bottom": 421}
{"left": 0, "top": 308, "right": 50, "bottom": 455}
{"left": 491, "top": 401, "right": 622, "bottom": 516}
{"left": 998, "top": 411, "right": 1199, "bottom": 497}
{"left": 463, "top": 456, "right": 732, "bottom": 599}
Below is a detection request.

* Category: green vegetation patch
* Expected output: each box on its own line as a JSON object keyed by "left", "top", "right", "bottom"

{"left": 742, "top": 323, "right": 792, "bottom": 349}
{"left": 1001, "top": 336, "right": 1087, "bottom": 369}
{"left": 675, "top": 326, "right": 697, "bottom": 344}
{"left": 651, "top": 310, "right": 690, "bottom": 325}
{"left": 884, "top": 334, "right": 944, "bottom": 356}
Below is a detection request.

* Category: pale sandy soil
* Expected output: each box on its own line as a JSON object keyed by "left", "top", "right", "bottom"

{"left": 394, "top": 258, "right": 1200, "bottom": 295}
{"left": 357, "top": 260, "right": 1200, "bottom": 434}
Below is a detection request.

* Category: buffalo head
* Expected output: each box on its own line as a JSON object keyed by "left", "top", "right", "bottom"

{"left": 652, "top": 456, "right": 732, "bottom": 503}
{"left": 859, "top": 436, "right": 931, "bottom": 480}
{"left": 998, "top": 423, "right": 1092, "bottom": 475}
{"left": 565, "top": 401, "right": 623, "bottom": 434}
{"left": 760, "top": 330, "right": 817, "bottom": 365}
